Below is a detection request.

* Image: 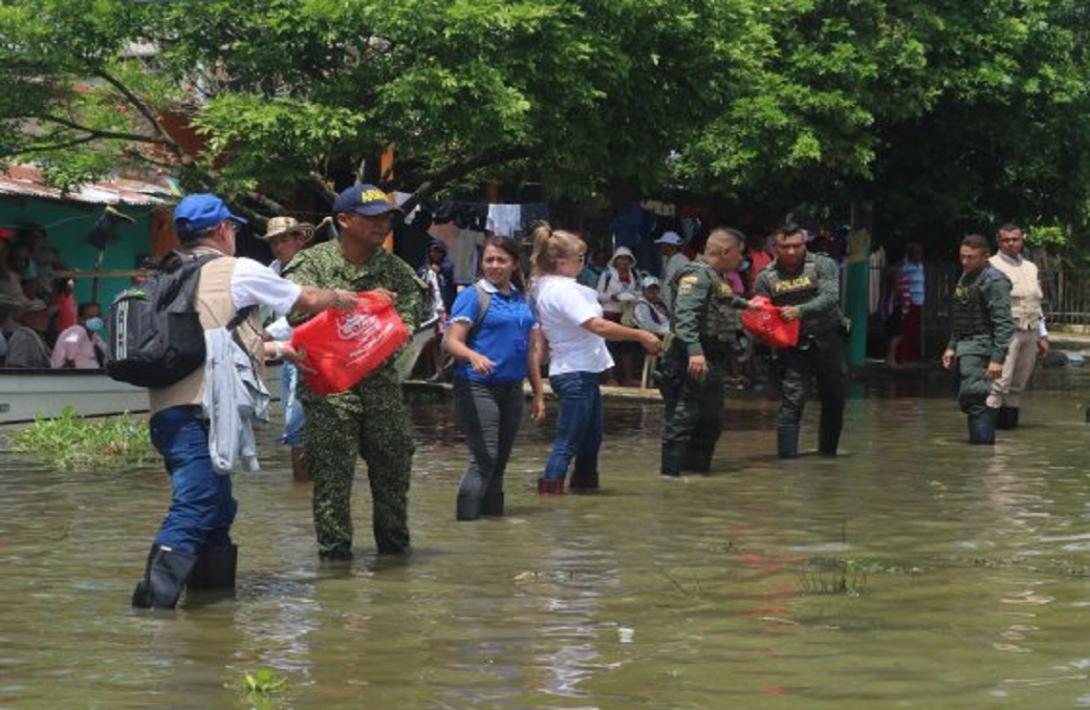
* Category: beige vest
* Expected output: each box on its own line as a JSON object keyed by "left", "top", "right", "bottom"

{"left": 988, "top": 253, "right": 1043, "bottom": 330}
{"left": 149, "top": 253, "right": 266, "bottom": 415}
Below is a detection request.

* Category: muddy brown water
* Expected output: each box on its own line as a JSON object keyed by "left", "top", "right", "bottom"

{"left": 3, "top": 370, "right": 1090, "bottom": 708}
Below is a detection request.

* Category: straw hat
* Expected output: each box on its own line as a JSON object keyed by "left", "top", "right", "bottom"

{"left": 260, "top": 216, "right": 314, "bottom": 242}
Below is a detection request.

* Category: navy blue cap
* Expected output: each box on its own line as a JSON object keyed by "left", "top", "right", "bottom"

{"left": 331, "top": 184, "right": 403, "bottom": 217}
{"left": 173, "top": 193, "right": 247, "bottom": 238}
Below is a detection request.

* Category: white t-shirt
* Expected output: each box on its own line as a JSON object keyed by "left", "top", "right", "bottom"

{"left": 532, "top": 275, "right": 613, "bottom": 376}
{"left": 230, "top": 257, "right": 301, "bottom": 316}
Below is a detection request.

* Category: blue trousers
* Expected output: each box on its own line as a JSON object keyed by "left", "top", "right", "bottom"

{"left": 150, "top": 406, "right": 236, "bottom": 555}
{"left": 543, "top": 371, "right": 603, "bottom": 481}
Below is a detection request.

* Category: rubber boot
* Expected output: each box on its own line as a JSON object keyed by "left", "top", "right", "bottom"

{"left": 996, "top": 406, "right": 1019, "bottom": 430}
{"left": 569, "top": 471, "right": 599, "bottom": 493}
{"left": 187, "top": 543, "right": 237, "bottom": 591}
{"left": 456, "top": 494, "right": 482, "bottom": 521}
{"left": 131, "top": 544, "right": 198, "bottom": 609}
{"left": 538, "top": 477, "right": 565, "bottom": 495}
{"left": 818, "top": 413, "right": 843, "bottom": 457}
{"left": 684, "top": 445, "right": 712, "bottom": 474}
{"left": 777, "top": 426, "right": 799, "bottom": 459}
{"left": 968, "top": 408, "right": 998, "bottom": 445}
{"left": 480, "top": 491, "right": 504, "bottom": 517}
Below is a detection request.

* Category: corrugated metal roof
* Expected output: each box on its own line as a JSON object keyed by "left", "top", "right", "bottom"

{"left": 0, "top": 165, "right": 173, "bottom": 206}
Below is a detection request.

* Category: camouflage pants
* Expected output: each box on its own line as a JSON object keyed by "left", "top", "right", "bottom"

{"left": 302, "top": 373, "right": 414, "bottom": 555}
{"left": 957, "top": 353, "right": 991, "bottom": 416}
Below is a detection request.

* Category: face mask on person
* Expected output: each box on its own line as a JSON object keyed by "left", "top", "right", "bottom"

{"left": 84, "top": 317, "right": 104, "bottom": 332}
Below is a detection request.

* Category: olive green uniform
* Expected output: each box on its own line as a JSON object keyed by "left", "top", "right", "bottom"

{"left": 284, "top": 241, "right": 423, "bottom": 556}
{"left": 947, "top": 265, "right": 1013, "bottom": 444}
{"left": 753, "top": 252, "right": 846, "bottom": 458}
{"left": 659, "top": 257, "right": 742, "bottom": 476}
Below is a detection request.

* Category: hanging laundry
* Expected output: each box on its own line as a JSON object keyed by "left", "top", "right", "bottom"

{"left": 450, "top": 228, "right": 486, "bottom": 285}
{"left": 486, "top": 203, "right": 523, "bottom": 237}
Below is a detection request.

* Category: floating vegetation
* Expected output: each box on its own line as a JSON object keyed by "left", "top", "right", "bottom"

{"left": 239, "top": 668, "right": 288, "bottom": 708}
{"left": 7, "top": 406, "right": 153, "bottom": 471}
{"left": 798, "top": 558, "right": 868, "bottom": 596}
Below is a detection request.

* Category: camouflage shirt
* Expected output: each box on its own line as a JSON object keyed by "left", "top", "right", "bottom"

{"left": 282, "top": 240, "right": 423, "bottom": 332}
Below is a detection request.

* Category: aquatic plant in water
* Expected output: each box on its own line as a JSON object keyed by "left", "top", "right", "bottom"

{"left": 240, "top": 668, "right": 288, "bottom": 708}
{"left": 8, "top": 406, "right": 153, "bottom": 471}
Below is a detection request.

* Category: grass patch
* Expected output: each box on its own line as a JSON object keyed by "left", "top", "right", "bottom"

{"left": 8, "top": 405, "right": 153, "bottom": 471}
{"left": 239, "top": 668, "right": 288, "bottom": 708}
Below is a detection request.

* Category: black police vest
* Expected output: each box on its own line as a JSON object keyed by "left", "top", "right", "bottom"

{"left": 764, "top": 255, "right": 839, "bottom": 337}
{"left": 951, "top": 266, "right": 1005, "bottom": 338}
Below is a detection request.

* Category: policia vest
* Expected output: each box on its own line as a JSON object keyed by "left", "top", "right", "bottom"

{"left": 668, "top": 258, "right": 740, "bottom": 356}
{"left": 951, "top": 266, "right": 1009, "bottom": 340}
{"left": 763, "top": 253, "right": 842, "bottom": 339}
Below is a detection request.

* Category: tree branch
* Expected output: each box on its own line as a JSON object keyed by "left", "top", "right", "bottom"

{"left": 2, "top": 134, "right": 100, "bottom": 157}
{"left": 243, "top": 191, "right": 288, "bottom": 217}
{"left": 88, "top": 64, "right": 183, "bottom": 156}
{"left": 395, "top": 145, "right": 533, "bottom": 216}
{"left": 307, "top": 171, "right": 338, "bottom": 204}
{"left": 37, "top": 114, "right": 171, "bottom": 145}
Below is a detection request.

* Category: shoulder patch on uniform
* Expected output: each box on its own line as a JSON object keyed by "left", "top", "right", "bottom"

{"left": 679, "top": 275, "right": 699, "bottom": 285}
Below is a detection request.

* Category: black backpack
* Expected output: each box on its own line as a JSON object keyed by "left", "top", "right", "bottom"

{"left": 106, "top": 251, "right": 222, "bottom": 388}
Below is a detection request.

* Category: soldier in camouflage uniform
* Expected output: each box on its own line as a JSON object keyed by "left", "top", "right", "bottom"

{"left": 941, "top": 233, "right": 1013, "bottom": 445}
{"left": 659, "top": 228, "right": 746, "bottom": 477}
{"left": 284, "top": 184, "right": 423, "bottom": 559}
{"left": 754, "top": 224, "right": 847, "bottom": 459}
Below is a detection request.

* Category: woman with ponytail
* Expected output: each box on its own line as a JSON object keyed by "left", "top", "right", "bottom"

{"left": 530, "top": 223, "right": 662, "bottom": 494}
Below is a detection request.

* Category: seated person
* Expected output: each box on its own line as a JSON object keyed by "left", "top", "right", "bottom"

{"left": 633, "top": 276, "right": 670, "bottom": 337}
{"left": 6, "top": 299, "right": 51, "bottom": 368}
{"left": 51, "top": 302, "right": 107, "bottom": 369}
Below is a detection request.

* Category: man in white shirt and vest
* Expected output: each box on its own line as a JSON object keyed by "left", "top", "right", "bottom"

{"left": 985, "top": 223, "right": 1048, "bottom": 430}
{"left": 133, "top": 194, "right": 361, "bottom": 610}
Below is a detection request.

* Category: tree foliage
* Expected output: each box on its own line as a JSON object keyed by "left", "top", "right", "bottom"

{"left": 1, "top": 0, "right": 1088, "bottom": 249}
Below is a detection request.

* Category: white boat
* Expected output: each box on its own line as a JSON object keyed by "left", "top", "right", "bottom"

{"left": 0, "top": 318, "right": 438, "bottom": 424}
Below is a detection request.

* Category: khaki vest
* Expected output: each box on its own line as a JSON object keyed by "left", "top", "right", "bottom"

{"left": 149, "top": 254, "right": 266, "bottom": 415}
{"left": 988, "top": 254, "right": 1043, "bottom": 330}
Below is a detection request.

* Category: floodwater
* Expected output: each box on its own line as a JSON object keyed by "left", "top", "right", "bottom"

{"left": 3, "top": 370, "right": 1090, "bottom": 708}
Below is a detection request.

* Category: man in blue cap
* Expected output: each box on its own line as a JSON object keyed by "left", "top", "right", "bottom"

{"left": 284, "top": 184, "right": 424, "bottom": 559}
{"left": 133, "top": 193, "right": 363, "bottom": 609}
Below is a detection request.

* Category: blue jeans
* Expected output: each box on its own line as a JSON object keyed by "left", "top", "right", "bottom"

{"left": 281, "top": 362, "right": 305, "bottom": 448}
{"left": 150, "top": 406, "right": 236, "bottom": 555}
{"left": 543, "top": 371, "right": 603, "bottom": 481}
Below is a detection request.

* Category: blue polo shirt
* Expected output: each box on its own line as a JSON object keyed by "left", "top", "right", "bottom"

{"left": 450, "top": 279, "right": 537, "bottom": 383}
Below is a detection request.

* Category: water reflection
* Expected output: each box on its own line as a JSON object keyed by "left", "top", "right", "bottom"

{"left": 2, "top": 369, "right": 1090, "bottom": 706}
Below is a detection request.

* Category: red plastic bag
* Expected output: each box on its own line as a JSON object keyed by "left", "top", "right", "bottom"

{"left": 741, "top": 295, "right": 800, "bottom": 349}
{"left": 290, "top": 292, "right": 410, "bottom": 395}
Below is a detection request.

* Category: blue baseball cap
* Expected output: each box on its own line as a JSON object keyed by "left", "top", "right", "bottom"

{"left": 331, "top": 184, "right": 403, "bottom": 217}
{"left": 173, "top": 193, "right": 247, "bottom": 238}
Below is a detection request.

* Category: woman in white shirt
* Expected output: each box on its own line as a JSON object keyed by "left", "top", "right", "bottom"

{"left": 531, "top": 224, "right": 661, "bottom": 494}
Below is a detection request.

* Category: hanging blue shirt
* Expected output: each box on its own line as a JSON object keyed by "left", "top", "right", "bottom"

{"left": 450, "top": 279, "right": 537, "bottom": 383}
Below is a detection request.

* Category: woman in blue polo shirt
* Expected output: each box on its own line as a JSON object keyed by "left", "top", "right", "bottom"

{"left": 444, "top": 236, "right": 545, "bottom": 520}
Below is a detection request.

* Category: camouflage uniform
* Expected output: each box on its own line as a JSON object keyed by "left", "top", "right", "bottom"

{"left": 753, "top": 252, "right": 846, "bottom": 458}
{"left": 284, "top": 241, "right": 423, "bottom": 556}
{"left": 659, "top": 257, "right": 742, "bottom": 476}
{"left": 947, "top": 265, "right": 1013, "bottom": 443}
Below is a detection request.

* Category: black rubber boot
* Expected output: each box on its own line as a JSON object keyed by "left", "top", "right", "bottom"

{"left": 480, "top": 491, "right": 504, "bottom": 516}
{"left": 684, "top": 445, "right": 712, "bottom": 473}
{"left": 456, "top": 494, "right": 482, "bottom": 521}
{"left": 569, "top": 471, "right": 599, "bottom": 493}
{"left": 318, "top": 546, "right": 354, "bottom": 561}
{"left": 818, "top": 412, "right": 843, "bottom": 457}
{"left": 996, "top": 406, "right": 1019, "bottom": 430}
{"left": 777, "top": 426, "right": 799, "bottom": 459}
{"left": 968, "top": 408, "right": 998, "bottom": 445}
{"left": 187, "top": 544, "right": 237, "bottom": 591}
{"left": 131, "top": 544, "right": 198, "bottom": 609}
{"left": 661, "top": 442, "right": 682, "bottom": 477}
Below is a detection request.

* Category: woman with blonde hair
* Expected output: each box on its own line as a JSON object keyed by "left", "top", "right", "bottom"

{"left": 530, "top": 223, "right": 662, "bottom": 494}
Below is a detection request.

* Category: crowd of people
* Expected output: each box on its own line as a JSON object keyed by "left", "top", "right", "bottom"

{"left": 124, "top": 186, "right": 1047, "bottom": 611}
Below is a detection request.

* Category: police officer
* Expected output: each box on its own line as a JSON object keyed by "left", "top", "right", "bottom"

{"left": 941, "top": 233, "right": 1013, "bottom": 444}
{"left": 659, "top": 228, "right": 745, "bottom": 477}
{"left": 284, "top": 184, "right": 424, "bottom": 560}
{"left": 754, "top": 224, "right": 847, "bottom": 458}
